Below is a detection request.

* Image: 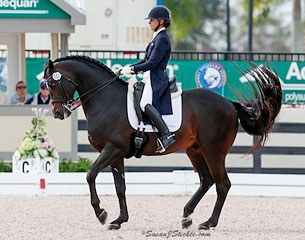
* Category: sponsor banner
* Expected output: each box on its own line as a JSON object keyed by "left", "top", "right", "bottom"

{"left": 26, "top": 58, "right": 48, "bottom": 94}
{"left": 19, "top": 58, "right": 305, "bottom": 104}
{"left": 0, "top": 0, "right": 69, "bottom": 18}
{"left": 96, "top": 59, "right": 253, "bottom": 101}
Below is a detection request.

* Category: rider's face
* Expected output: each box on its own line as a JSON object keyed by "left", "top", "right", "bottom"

{"left": 149, "top": 18, "right": 160, "bottom": 31}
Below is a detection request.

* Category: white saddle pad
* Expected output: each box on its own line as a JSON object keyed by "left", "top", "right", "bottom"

{"left": 127, "top": 79, "right": 182, "bottom": 132}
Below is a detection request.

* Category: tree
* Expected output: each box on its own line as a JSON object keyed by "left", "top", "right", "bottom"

{"left": 164, "top": 0, "right": 227, "bottom": 50}
{"left": 164, "top": 0, "right": 296, "bottom": 52}
{"left": 239, "top": 0, "right": 301, "bottom": 52}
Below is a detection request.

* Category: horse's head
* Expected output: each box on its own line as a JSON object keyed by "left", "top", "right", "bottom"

{"left": 44, "top": 59, "right": 78, "bottom": 120}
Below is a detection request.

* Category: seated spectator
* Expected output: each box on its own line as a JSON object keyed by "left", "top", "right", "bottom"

{"left": 25, "top": 80, "right": 51, "bottom": 105}
{"left": 10, "top": 81, "right": 32, "bottom": 105}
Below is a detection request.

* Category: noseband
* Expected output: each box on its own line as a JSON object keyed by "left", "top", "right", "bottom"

{"left": 46, "top": 71, "right": 118, "bottom": 112}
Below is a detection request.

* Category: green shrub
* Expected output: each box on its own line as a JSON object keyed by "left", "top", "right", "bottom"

{"left": 59, "top": 157, "right": 93, "bottom": 172}
{"left": 0, "top": 160, "right": 12, "bottom": 172}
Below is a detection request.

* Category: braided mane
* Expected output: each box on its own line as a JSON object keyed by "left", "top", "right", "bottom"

{"left": 54, "top": 55, "right": 116, "bottom": 77}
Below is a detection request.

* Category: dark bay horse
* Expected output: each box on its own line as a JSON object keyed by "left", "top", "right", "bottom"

{"left": 44, "top": 56, "right": 282, "bottom": 230}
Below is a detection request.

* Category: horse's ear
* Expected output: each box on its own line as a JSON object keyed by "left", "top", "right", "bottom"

{"left": 48, "top": 59, "right": 54, "bottom": 70}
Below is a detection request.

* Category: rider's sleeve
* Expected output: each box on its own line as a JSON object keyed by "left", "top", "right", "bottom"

{"left": 133, "top": 36, "right": 169, "bottom": 73}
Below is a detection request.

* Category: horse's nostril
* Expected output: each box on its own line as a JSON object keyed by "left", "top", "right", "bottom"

{"left": 53, "top": 110, "right": 60, "bottom": 119}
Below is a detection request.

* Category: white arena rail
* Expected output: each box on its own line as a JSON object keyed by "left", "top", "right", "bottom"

{"left": 1, "top": 171, "right": 305, "bottom": 197}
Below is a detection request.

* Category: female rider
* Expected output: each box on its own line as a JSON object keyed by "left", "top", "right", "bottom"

{"left": 120, "top": 5, "right": 175, "bottom": 153}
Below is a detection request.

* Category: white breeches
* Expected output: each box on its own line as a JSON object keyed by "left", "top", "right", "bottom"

{"left": 140, "top": 71, "right": 152, "bottom": 112}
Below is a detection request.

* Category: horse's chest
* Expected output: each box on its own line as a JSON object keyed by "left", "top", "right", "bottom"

{"left": 88, "top": 133, "right": 104, "bottom": 152}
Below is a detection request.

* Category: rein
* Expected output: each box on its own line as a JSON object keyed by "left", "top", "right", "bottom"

{"left": 47, "top": 72, "right": 119, "bottom": 112}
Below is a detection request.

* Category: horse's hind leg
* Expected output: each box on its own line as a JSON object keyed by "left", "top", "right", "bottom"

{"left": 198, "top": 154, "right": 231, "bottom": 230}
{"left": 108, "top": 158, "right": 129, "bottom": 230}
{"left": 182, "top": 147, "right": 214, "bottom": 229}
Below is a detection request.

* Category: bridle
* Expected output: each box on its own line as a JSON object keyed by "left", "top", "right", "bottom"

{"left": 46, "top": 71, "right": 119, "bottom": 113}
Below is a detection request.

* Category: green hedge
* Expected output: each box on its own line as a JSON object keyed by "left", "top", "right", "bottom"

{"left": 0, "top": 157, "right": 93, "bottom": 172}
{"left": 59, "top": 158, "right": 92, "bottom": 172}
{"left": 0, "top": 160, "right": 12, "bottom": 172}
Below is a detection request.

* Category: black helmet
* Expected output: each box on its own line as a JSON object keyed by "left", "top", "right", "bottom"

{"left": 145, "top": 5, "right": 171, "bottom": 20}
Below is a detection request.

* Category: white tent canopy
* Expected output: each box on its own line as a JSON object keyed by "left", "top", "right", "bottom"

{"left": 0, "top": 0, "right": 86, "bottom": 98}
{"left": 0, "top": 0, "right": 86, "bottom": 33}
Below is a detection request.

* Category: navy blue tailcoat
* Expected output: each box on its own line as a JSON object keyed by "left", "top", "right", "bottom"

{"left": 132, "top": 30, "right": 173, "bottom": 115}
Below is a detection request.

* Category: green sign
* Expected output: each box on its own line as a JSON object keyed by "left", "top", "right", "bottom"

{"left": 23, "top": 58, "right": 305, "bottom": 104}
{"left": 96, "top": 59, "right": 305, "bottom": 104}
{"left": 0, "top": 0, "right": 69, "bottom": 18}
{"left": 26, "top": 58, "right": 47, "bottom": 94}
{"left": 96, "top": 59, "right": 261, "bottom": 102}
{"left": 268, "top": 61, "right": 305, "bottom": 104}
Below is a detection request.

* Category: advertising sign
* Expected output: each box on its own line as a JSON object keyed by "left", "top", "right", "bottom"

{"left": 98, "top": 59, "right": 305, "bottom": 104}
{"left": 270, "top": 61, "right": 305, "bottom": 104}
{"left": 18, "top": 57, "right": 305, "bottom": 104}
{"left": 0, "top": 0, "right": 69, "bottom": 18}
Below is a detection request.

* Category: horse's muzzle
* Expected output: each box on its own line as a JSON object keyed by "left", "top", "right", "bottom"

{"left": 53, "top": 109, "right": 65, "bottom": 120}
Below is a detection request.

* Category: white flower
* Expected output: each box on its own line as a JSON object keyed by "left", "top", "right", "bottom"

{"left": 42, "top": 135, "right": 55, "bottom": 150}
{"left": 51, "top": 150, "right": 60, "bottom": 159}
{"left": 38, "top": 148, "right": 49, "bottom": 158}
{"left": 13, "top": 150, "right": 21, "bottom": 160}
{"left": 33, "top": 149, "right": 40, "bottom": 158}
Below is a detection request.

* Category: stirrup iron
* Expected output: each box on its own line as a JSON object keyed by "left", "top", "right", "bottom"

{"left": 156, "top": 138, "right": 166, "bottom": 153}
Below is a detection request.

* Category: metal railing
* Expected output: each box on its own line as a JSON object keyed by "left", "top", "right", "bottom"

{"left": 20, "top": 50, "right": 305, "bottom": 61}
{"left": 25, "top": 50, "right": 51, "bottom": 58}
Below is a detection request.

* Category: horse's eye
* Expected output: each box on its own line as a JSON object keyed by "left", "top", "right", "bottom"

{"left": 47, "top": 80, "right": 56, "bottom": 89}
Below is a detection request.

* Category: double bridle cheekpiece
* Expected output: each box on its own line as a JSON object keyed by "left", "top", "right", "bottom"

{"left": 46, "top": 71, "right": 118, "bottom": 113}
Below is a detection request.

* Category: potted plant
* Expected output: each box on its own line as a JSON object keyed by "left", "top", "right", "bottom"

{"left": 12, "top": 108, "right": 59, "bottom": 173}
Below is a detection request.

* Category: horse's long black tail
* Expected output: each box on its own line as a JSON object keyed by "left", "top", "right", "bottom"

{"left": 231, "top": 64, "right": 282, "bottom": 151}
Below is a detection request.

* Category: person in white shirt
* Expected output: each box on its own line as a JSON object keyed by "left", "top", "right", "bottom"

{"left": 25, "top": 80, "right": 50, "bottom": 105}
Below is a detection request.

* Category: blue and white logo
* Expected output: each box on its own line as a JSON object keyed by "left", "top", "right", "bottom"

{"left": 195, "top": 62, "right": 226, "bottom": 91}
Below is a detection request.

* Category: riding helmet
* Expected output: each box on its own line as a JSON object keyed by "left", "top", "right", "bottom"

{"left": 145, "top": 5, "right": 171, "bottom": 28}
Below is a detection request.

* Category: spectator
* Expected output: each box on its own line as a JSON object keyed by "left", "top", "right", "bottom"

{"left": 25, "top": 80, "right": 50, "bottom": 105}
{"left": 10, "top": 81, "right": 32, "bottom": 105}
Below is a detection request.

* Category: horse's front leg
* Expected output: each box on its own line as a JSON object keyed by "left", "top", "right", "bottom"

{"left": 108, "top": 158, "right": 129, "bottom": 230}
{"left": 86, "top": 144, "right": 123, "bottom": 225}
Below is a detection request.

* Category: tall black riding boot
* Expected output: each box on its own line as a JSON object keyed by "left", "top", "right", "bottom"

{"left": 144, "top": 104, "right": 176, "bottom": 153}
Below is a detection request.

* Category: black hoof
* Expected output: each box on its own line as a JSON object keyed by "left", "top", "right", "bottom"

{"left": 198, "top": 223, "right": 210, "bottom": 230}
{"left": 98, "top": 209, "right": 108, "bottom": 225}
{"left": 182, "top": 217, "right": 192, "bottom": 229}
{"left": 108, "top": 223, "right": 121, "bottom": 230}
{"left": 198, "top": 221, "right": 216, "bottom": 230}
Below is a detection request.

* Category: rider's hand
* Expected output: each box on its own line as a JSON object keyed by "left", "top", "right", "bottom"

{"left": 120, "top": 66, "right": 134, "bottom": 76}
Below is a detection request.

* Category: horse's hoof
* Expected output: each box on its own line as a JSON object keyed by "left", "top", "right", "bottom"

{"left": 182, "top": 217, "right": 192, "bottom": 229}
{"left": 108, "top": 223, "right": 121, "bottom": 230}
{"left": 98, "top": 209, "right": 108, "bottom": 225}
{"left": 198, "top": 221, "right": 216, "bottom": 230}
{"left": 198, "top": 223, "right": 210, "bottom": 230}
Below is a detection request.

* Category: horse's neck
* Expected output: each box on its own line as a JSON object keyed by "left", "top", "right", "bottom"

{"left": 81, "top": 80, "right": 127, "bottom": 121}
